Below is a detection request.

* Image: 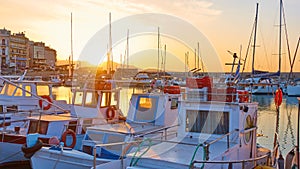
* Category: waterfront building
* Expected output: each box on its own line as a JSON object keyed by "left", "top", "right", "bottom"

{"left": 0, "top": 28, "right": 57, "bottom": 73}
{"left": 0, "top": 28, "right": 10, "bottom": 73}
{"left": 9, "top": 32, "right": 29, "bottom": 70}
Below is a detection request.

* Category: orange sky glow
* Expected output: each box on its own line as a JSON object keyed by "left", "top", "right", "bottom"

{"left": 1, "top": 0, "right": 300, "bottom": 72}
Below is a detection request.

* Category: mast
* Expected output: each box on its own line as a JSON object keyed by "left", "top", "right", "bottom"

{"left": 157, "top": 27, "right": 160, "bottom": 76}
{"left": 252, "top": 3, "right": 259, "bottom": 76}
{"left": 69, "top": 12, "right": 74, "bottom": 78}
{"left": 194, "top": 48, "right": 197, "bottom": 70}
{"left": 197, "top": 42, "right": 200, "bottom": 70}
{"left": 278, "top": 0, "right": 283, "bottom": 77}
{"left": 107, "top": 12, "right": 112, "bottom": 75}
{"left": 164, "top": 44, "right": 166, "bottom": 77}
{"left": 127, "top": 29, "right": 129, "bottom": 68}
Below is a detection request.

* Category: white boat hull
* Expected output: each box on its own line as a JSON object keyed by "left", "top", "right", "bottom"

{"left": 245, "top": 85, "right": 277, "bottom": 94}
{"left": 31, "top": 147, "right": 111, "bottom": 169}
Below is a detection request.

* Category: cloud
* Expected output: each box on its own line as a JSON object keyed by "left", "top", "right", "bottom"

{"left": 86, "top": 0, "right": 222, "bottom": 22}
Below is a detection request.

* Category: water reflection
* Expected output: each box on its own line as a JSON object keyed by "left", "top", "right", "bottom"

{"left": 256, "top": 95, "right": 299, "bottom": 156}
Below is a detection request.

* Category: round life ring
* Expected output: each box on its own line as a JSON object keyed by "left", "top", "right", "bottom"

{"left": 106, "top": 106, "right": 116, "bottom": 121}
{"left": 274, "top": 88, "right": 283, "bottom": 108}
{"left": 39, "top": 95, "right": 52, "bottom": 110}
{"left": 61, "top": 129, "right": 76, "bottom": 148}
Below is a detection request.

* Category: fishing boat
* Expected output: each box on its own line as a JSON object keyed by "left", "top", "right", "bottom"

{"left": 91, "top": 75, "right": 275, "bottom": 169}
{"left": 0, "top": 79, "right": 125, "bottom": 166}
{"left": 30, "top": 86, "right": 182, "bottom": 169}
{"left": 0, "top": 76, "right": 70, "bottom": 126}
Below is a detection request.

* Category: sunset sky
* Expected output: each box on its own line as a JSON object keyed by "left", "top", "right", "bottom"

{"left": 1, "top": 0, "right": 300, "bottom": 72}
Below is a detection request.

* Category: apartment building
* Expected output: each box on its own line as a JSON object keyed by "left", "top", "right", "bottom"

{"left": 0, "top": 28, "right": 57, "bottom": 73}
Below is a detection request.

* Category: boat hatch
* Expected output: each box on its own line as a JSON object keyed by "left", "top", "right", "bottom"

{"left": 186, "top": 110, "right": 229, "bottom": 134}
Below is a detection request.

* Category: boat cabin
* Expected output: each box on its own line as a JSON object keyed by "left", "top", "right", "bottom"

{"left": 0, "top": 80, "right": 69, "bottom": 127}
{"left": 0, "top": 115, "right": 78, "bottom": 145}
{"left": 70, "top": 87, "right": 123, "bottom": 129}
{"left": 80, "top": 91, "right": 181, "bottom": 159}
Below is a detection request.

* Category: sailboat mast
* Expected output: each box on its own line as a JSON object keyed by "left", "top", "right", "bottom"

{"left": 164, "top": 44, "right": 166, "bottom": 77}
{"left": 252, "top": 3, "right": 259, "bottom": 75}
{"left": 157, "top": 27, "right": 160, "bottom": 76}
{"left": 107, "top": 12, "right": 112, "bottom": 75}
{"left": 278, "top": 0, "right": 283, "bottom": 76}
{"left": 127, "top": 29, "right": 129, "bottom": 68}
{"left": 70, "top": 12, "right": 74, "bottom": 78}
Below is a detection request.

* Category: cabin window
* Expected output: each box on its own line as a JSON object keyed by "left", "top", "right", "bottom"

{"left": 170, "top": 98, "right": 178, "bottom": 109}
{"left": 100, "top": 92, "right": 110, "bottom": 107}
{"left": 6, "top": 84, "right": 16, "bottom": 96}
{"left": 25, "top": 86, "right": 32, "bottom": 96}
{"left": 37, "top": 85, "right": 50, "bottom": 96}
{"left": 186, "top": 110, "right": 229, "bottom": 134}
{"left": 28, "top": 120, "right": 49, "bottom": 135}
{"left": 84, "top": 92, "right": 98, "bottom": 108}
{"left": 14, "top": 84, "right": 23, "bottom": 96}
{"left": 68, "top": 121, "right": 77, "bottom": 133}
{"left": 244, "top": 115, "right": 253, "bottom": 144}
{"left": 74, "top": 91, "right": 83, "bottom": 105}
{"left": 7, "top": 105, "right": 17, "bottom": 113}
{"left": 0, "top": 85, "right": 5, "bottom": 95}
{"left": 135, "top": 96, "right": 158, "bottom": 122}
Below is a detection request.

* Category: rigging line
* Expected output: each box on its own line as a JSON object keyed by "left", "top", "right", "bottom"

{"left": 287, "top": 36, "right": 300, "bottom": 81}
{"left": 242, "top": 15, "right": 256, "bottom": 73}
{"left": 282, "top": 4, "right": 292, "bottom": 68}
{"left": 258, "top": 26, "right": 272, "bottom": 72}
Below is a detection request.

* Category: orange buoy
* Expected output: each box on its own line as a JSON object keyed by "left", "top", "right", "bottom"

{"left": 38, "top": 95, "right": 52, "bottom": 110}
{"left": 274, "top": 88, "right": 283, "bottom": 108}
{"left": 61, "top": 129, "right": 76, "bottom": 148}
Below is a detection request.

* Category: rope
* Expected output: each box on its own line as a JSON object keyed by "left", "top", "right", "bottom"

{"left": 129, "top": 138, "right": 152, "bottom": 166}
{"left": 189, "top": 143, "right": 205, "bottom": 169}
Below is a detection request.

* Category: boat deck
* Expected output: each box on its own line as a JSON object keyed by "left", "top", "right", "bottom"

{"left": 126, "top": 136, "right": 239, "bottom": 168}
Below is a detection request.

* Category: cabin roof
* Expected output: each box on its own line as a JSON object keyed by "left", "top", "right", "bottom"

{"left": 27, "top": 115, "right": 77, "bottom": 122}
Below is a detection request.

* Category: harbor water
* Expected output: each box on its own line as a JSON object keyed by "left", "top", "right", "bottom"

{"left": 52, "top": 86, "right": 299, "bottom": 157}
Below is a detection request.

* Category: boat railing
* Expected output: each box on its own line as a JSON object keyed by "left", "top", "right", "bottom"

{"left": 190, "top": 153, "right": 271, "bottom": 169}
{"left": 181, "top": 89, "right": 251, "bottom": 103}
{"left": 190, "top": 129, "right": 240, "bottom": 163}
{"left": 133, "top": 124, "right": 179, "bottom": 139}
{"left": 188, "top": 127, "right": 262, "bottom": 169}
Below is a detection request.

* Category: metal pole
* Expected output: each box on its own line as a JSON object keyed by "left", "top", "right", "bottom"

{"left": 297, "top": 97, "right": 300, "bottom": 168}
{"left": 93, "top": 146, "right": 96, "bottom": 169}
